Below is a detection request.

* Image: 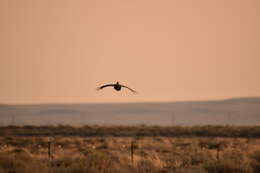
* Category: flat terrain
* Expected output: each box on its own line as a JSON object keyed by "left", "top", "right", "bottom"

{"left": 1, "top": 97, "right": 260, "bottom": 126}
{"left": 0, "top": 126, "right": 260, "bottom": 173}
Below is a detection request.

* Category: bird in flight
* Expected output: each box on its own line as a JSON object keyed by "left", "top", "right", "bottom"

{"left": 97, "top": 82, "right": 137, "bottom": 93}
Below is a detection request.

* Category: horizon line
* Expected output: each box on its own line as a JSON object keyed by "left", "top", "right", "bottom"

{"left": 1, "top": 96, "right": 260, "bottom": 106}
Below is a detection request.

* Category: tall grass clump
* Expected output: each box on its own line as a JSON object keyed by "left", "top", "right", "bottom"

{"left": 0, "top": 152, "right": 48, "bottom": 173}
{"left": 204, "top": 150, "right": 253, "bottom": 173}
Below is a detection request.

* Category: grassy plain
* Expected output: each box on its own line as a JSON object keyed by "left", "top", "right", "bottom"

{"left": 0, "top": 126, "right": 260, "bottom": 173}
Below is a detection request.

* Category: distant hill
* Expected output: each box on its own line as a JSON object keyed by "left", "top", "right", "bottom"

{"left": 0, "top": 97, "right": 260, "bottom": 126}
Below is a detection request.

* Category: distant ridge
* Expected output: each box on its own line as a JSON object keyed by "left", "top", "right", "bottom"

{"left": 0, "top": 97, "right": 260, "bottom": 126}
{"left": 1, "top": 96, "right": 260, "bottom": 106}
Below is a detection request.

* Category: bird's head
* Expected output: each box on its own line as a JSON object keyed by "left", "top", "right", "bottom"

{"left": 116, "top": 81, "right": 119, "bottom": 85}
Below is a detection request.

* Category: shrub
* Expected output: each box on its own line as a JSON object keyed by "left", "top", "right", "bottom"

{"left": 251, "top": 150, "right": 260, "bottom": 163}
{"left": 50, "top": 151, "right": 117, "bottom": 173}
{"left": 136, "top": 160, "right": 158, "bottom": 173}
{"left": 0, "top": 152, "right": 48, "bottom": 173}
{"left": 204, "top": 159, "right": 253, "bottom": 173}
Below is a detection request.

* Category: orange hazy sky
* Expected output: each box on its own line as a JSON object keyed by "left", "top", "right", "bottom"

{"left": 0, "top": 0, "right": 259, "bottom": 104}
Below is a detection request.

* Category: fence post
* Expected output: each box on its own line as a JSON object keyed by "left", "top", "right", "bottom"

{"left": 217, "top": 144, "right": 220, "bottom": 161}
{"left": 48, "top": 137, "right": 54, "bottom": 159}
{"left": 131, "top": 140, "right": 135, "bottom": 165}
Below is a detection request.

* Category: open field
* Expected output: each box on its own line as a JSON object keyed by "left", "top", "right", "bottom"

{"left": 1, "top": 126, "right": 260, "bottom": 173}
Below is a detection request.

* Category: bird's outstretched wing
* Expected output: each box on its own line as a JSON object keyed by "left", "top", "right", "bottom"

{"left": 121, "top": 85, "right": 137, "bottom": 93}
{"left": 97, "top": 84, "right": 115, "bottom": 90}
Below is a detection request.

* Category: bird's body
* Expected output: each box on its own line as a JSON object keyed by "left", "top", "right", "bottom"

{"left": 97, "top": 82, "right": 136, "bottom": 93}
{"left": 114, "top": 83, "right": 121, "bottom": 91}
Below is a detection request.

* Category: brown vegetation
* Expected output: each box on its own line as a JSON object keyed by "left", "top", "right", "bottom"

{"left": 0, "top": 126, "right": 260, "bottom": 173}
{"left": 0, "top": 125, "right": 260, "bottom": 138}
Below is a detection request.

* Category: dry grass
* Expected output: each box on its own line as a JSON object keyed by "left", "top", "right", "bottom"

{"left": 0, "top": 126, "right": 260, "bottom": 173}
